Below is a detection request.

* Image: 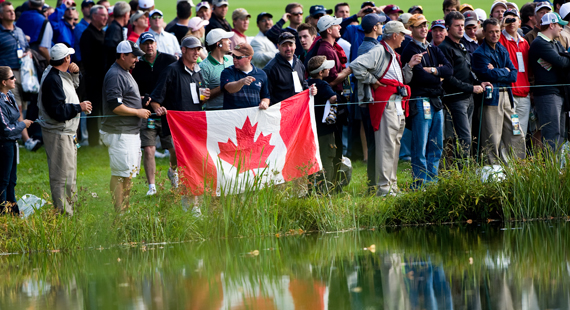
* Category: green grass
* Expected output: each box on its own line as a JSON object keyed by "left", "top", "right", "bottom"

{"left": 10, "top": 0, "right": 502, "bottom": 36}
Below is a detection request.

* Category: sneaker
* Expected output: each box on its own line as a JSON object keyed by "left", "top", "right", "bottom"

{"left": 168, "top": 168, "right": 179, "bottom": 188}
{"left": 154, "top": 150, "right": 168, "bottom": 158}
{"left": 146, "top": 187, "right": 157, "bottom": 196}
{"left": 24, "top": 138, "right": 42, "bottom": 152}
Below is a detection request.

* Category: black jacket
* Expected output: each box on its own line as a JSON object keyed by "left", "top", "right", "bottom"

{"left": 205, "top": 11, "right": 231, "bottom": 35}
{"left": 265, "top": 21, "right": 304, "bottom": 57}
{"left": 439, "top": 36, "right": 478, "bottom": 103}
{"left": 528, "top": 35, "right": 570, "bottom": 97}
{"left": 263, "top": 53, "right": 309, "bottom": 105}
{"left": 80, "top": 23, "right": 106, "bottom": 105}
{"left": 103, "top": 20, "right": 125, "bottom": 70}
{"left": 132, "top": 52, "right": 178, "bottom": 112}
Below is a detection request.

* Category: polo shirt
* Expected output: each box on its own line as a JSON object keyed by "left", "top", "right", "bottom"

{"left": 0, "top": 24, "right": 29, "bottom": 69}
{"left": 166, "top": 24, "right": 189, "bottom": 44}
{"left": 102, "top": 62, "right": 143, "bottom": 134}
{"left": 199, "top": 53, "right": 234, "bottom": 110}
{"left": 220, "top": 65, "right": 270, "bottom": 110}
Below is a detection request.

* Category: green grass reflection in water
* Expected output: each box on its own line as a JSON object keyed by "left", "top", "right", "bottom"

{"left": 1, "top": 221, "right": 569, "bottom": 309}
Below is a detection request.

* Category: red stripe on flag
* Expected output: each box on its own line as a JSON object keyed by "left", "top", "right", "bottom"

{"left": 279, "top": 90, "right": 320, "bottom": 181}
{"left": 167, "top": 111, "right": 217, "bottom": 195}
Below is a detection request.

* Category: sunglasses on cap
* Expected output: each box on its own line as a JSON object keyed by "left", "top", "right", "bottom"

{"left": 232, "top": 54, "right": 248, "bottom": 60}
{"left": 390, "top": 6, "right": 400, "bottom": 11}
{"left": 431, "top": 19, "right": 445, "bottom": 27}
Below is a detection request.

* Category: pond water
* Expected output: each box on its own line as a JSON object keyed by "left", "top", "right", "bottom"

{"left": 1, "top": 221, "right": 569, "bottom": 309}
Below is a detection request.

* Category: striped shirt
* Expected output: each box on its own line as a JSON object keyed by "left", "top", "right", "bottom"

{"left": 0, "top": 24, "right": 29, "bottom": 69}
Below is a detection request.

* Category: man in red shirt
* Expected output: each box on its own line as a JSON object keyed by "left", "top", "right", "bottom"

{"left": 499, "top": 9, "right": 530, "bottom": 135}
{"left": 315, "top": 15, "right": 347, "bottom": 93}
{"left": 127, "top": 10, "right": 148, "bottom": 42}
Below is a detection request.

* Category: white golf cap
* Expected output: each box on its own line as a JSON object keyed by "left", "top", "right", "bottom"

{"left": 535, "top": 1, "right": 552, "bottom": 14}
{"left": 205, "top": 28, "right": 234, "bottom": 45}
{"left": 50, "top": 43, "right": 75, "bottom": 60}
{"left": 149, "top": 9, "right": 163, "bottom": 16}
{"left": 116, "top": 40, "right": 145, "bottom": 56}
{"left": 138, "top": 0, "right": 154, "bottom": 9}
{"left": 561, "top": 3, "right": 570, "bottom": 20}
{"left": 490, "top": 1, "right": 507, "bottom": 14}
{"left": 474, "top": 8, "right": 487, "bottom": 21}
{"left": 310, "top": 59, "right": 335, "bottom": 74}
{"left": 196, "top": 1, "right": 210, "bottom": 11}
{"left": 317, "top": 15, "right": 342, "bottom": 32}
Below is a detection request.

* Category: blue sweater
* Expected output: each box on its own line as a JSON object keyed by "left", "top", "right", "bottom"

{"left": 472, "top": 40, "right": 517, "bottom": 106}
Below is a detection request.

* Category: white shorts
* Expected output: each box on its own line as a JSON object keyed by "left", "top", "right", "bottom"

{"left": 100, "top": 131, "right": 142, "bottom": 178}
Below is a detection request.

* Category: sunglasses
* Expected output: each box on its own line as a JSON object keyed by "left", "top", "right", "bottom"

{"left": 290, "top": 11, "right": 303, "bottom": 16}
{"left": 232, "top": 54, "right": 247, "bottom": 60}
{"left": 5, "top": 75, "right": 15, "bottom": 81}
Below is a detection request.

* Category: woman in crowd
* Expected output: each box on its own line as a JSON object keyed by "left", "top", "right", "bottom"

{"left": 0, "top": 66, "right": 33, "bottom": 215}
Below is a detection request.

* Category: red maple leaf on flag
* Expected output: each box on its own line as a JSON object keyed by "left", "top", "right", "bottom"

{"left": 218, "top": 117, "right": 275, "bottom": 173}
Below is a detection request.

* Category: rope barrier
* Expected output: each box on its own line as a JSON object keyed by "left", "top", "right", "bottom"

{"left": 34, "top": 82, "right": 570, "bottom": 120}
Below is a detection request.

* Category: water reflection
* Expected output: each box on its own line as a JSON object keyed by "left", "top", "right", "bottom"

{"left": 1, "top": 222, "right": 569, "bottom": 309}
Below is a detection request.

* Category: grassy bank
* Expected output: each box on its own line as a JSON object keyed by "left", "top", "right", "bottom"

{"left": 1, "top": 145, "right": 569, "bottom": 253}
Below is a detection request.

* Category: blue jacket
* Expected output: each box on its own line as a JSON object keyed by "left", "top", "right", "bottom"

{"left": 472, "top": 40, "right": 517, "bottom": 106}
{"left": 73, "top": 19, "right": 89, "bottom": 62}
{"left": 50, "top": 4, "right": 75, "bottom": 47}
{"left": 0, "top": 91, "right": 26, "bottom": 141}
{"left": 342, "top": 25, "right": 379, "bottom": 62}
{"left": 16, "top": 9, "right": 46, "bottom": 44}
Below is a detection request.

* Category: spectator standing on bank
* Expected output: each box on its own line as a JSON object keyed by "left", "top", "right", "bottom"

{"left": 264, "top": 32, "right": 310, "bottom": 105}
{"left": 489, "top": 1, "right": 507, "bottom": 21}
{"left": 472, "top": 18, "right": 525, "bottom": 164}
{"left": 265, "top": 3, "right": 305, "bottom": 58}
{"left": 150, "top": 36, "right": 210, "bottom": 189}
{"left": 101, "top": 40, "right": 150, "bottom": 212}
{"left": 74, "top": 0, "right": 94, "bottom": 64}
{"left": 131, "top": 32, "right": 177, "bottom": 195}
{"left": 401, "top": 14, "right": 453, "bottom": 187}
{"left": 349, "top": 21, "right": 419, "bottom": 196}
{"left": 430, "top": 19, "right": 447, "bottom": 46}
{"left": 199, "top": 29, "right": 234, "bottom": 110}
{"left": 127, "top": 10, "right": 147, "bottom": 42}
{"left": 342, "top": 2, "right": 381, "bottom": 63}
{"left": 104, "top": 1, "right": 130, "bottom": 70}
{"left": 499, "top": 9, "right": 531, "bottom": 136}
{"left": 251, "top": 12, "right": 278, "bottom": 69}
{"left": 17, "top": 0, "right": 53, "bottom": 61}
{"left": 143, "top": 9, "right": 181, "bottom": 57}
{"left": 315, "top": 15, "right": 347, "bottom": 93}
{"left": 205, "top": 0, "right": 231, "bottom": 34}
{"left": 439, "top": 12, "right": 491, "bottom": 158}
{"left": 196, "top": 1, "right": 211, "bottom": 21}
{"left": 0, "top": 66, "right": 33, "bottom": 215}
{"left": 229, "top": 8, "right": 250, "bottom": 49}
{"left": 49, "top": 1, "right": 78, "bottom": 47}
{"left": 165, "top": 0, "right": 191, "bottom": 44}
{"left": 528, "top": 12, "right": 570, "bottom": 151}
{"left": 38, "top": 44, "right": 92, "bottom": 216}
{"left": 520, "top": 3, "right": 537, "bottom": 35}
{"left": 80, "top": 4, "right": 107, "bottom": 146}
{"left": 220, "top": 43, "right": 270, "bottom": 110}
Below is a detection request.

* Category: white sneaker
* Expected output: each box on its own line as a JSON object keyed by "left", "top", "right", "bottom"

{"left": 146, "top": 187, "right": 157, "bottom": 196}
{"left": 24, "top": 138, "right": 41, "bottom": 152}
{"left": 168, "top": 168, "right": 179, "bottom": 188}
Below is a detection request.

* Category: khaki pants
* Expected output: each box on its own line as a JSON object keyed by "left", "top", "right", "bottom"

{"left": 12, "top": 70, "right": 25, "bottom": 110}
{"left": 42, "top": 130, "right": 77, "bottom": 216}
{"left": 375, "top": 95, "right": 406, "bottom": 195}
{"left": 481, "top": 91, "right": 526, "bottom": 165}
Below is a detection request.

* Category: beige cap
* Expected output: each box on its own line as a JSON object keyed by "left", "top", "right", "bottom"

{"left": 232, "top": 8, "right": 251, "bottom": 20}
{"left": 383, "top": 21, "right": 412, "bottom": 35}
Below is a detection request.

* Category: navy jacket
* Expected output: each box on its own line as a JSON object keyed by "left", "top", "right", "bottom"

{"left": 472, "top": 40, "right": 517, "bottom": 106}
{"left": 528, "top": 35, "right": 570, "bottom": 97}
{"left": 400, "top": 40, "right": 453, "bottom": 98}
{"left": 16, "top": 9, "right": 46, "bottom": 44}
{"left": 0, "top": 91, "right": 26, "bottom": 141}
{"left": 263, "top": 53, "right": 308, "bottom": 105}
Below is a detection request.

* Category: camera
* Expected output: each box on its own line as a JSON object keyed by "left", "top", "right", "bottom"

{"left": 397, "top": 86, "right": 408, "bottom": 97}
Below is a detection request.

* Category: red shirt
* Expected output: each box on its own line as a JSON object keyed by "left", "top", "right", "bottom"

{"left": 127, "top": 31, "right": 140, "bottom": 43}
{"left": 315, "top": 39, "right": 347, "bottom": 92}
{"left": 499, "top": 31, "right": 530, "bottom": 97}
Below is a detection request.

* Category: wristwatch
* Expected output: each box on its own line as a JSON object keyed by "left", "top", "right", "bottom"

{"left": 431, "top": 67, "right": 436, "bottom": 74}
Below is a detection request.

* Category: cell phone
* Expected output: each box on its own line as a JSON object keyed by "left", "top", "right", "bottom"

{"left": 142, "top": 94, "right": 150, "bottom": 105}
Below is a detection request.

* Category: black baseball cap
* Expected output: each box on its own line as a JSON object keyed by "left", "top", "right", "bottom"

{"left": 257, "top": 12, "right": 273, "bottom": 23}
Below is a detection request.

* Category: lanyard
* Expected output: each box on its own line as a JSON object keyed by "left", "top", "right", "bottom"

{"left": 9, "top": 30, "right": 22, "bottom": 51}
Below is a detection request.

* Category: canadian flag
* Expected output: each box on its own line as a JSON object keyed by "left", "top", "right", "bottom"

{"left": 166, "top": 90, "right": 322, "bottom": 195}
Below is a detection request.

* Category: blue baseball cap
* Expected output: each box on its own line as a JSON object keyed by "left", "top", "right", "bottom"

{"left": 140, "top": 32, "right": 156, "bottom": 44}
{"left": 361, "top": 13, "right": 386, "bottom": 32}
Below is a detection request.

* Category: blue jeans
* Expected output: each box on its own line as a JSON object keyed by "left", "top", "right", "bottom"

{"left": 0, "top": 140, "right": 17, "bottom": 206}
{"left": 399, "top": 128, "right": 412, "bottom": 160}
{"left": 411, "top": 98, "right": 443, "bottom": 183}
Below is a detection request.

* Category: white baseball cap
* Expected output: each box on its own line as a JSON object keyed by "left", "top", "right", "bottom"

{"left": 474, "top": 8, "right": 487, "bottom": 21}
{"left": 310, "top": 59, "right": 335, "bottom": 74}
{"left": 205, "top": 28, "right": 234, "bottom": 45}
{"left": 50, "top": 43, "right": 75, "bottom": 61}
{"left": 561, "top": 3, "right": 570, "bottom": 20}
{"left": 317, "top": 15, "right": 342, "bottom": 32}
{"left": 490, "top": 1, "right": 507, "bottom": 15}
{"left": 116, "top": 40, "right": 145, "bottom": 56}
{"left": 535, "top": 2, "right": 552, "bottom": 14}
{"left": 149, "top": 9, "right": 163, "bottom": 17}
{"left": 138, "top": 0, "right": 154, "bottom": 9}
{"left": 541, "top": 12, "right": 568, "bottom": 26}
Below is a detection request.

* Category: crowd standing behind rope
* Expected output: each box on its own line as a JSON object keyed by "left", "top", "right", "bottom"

{"left": 0, "top": 0, "right": 569, "bottom": 214}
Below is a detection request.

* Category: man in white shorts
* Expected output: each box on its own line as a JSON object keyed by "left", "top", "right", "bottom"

{"left": 101, "top": 40, "right": 151, "bottom": 212}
